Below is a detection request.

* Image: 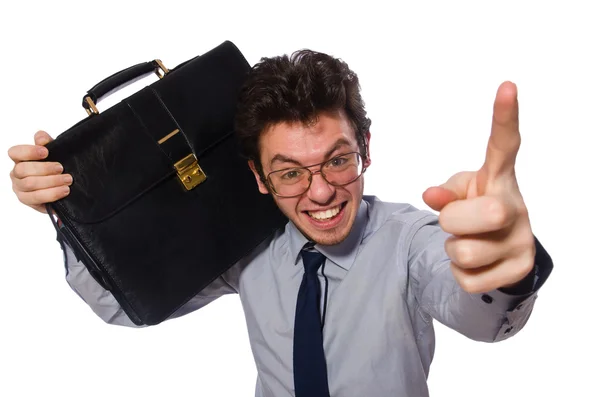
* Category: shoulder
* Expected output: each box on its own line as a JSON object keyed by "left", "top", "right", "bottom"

{"left": 362, "top": 195, "right": 441, "bottom": 242}
{"left": 239, "top": 225, "right": 289, "bottom": 264}
{"left": 364, "top": 195, "right": 439, "bottom": 229}
{"left": 221, "top": 225, "right": 289, "bottom": 287}
{"left": 361, "top": 196, "right": 450, "bottom": 265}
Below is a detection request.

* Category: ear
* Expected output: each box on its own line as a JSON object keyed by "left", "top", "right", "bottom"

{"left": 363, "top": 131, "right": 372, "bottom": 168}
{"left": 248, "top": 160, "right": 270, "bottom": 194}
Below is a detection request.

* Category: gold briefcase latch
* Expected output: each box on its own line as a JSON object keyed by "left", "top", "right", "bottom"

{"left": 174, "top": 153, "right": 206, "bottom": 190}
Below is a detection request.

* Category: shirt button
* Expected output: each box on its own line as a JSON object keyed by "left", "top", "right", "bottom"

{"left": 504, "top": 326, "right": 514, "bottom": 334}
{"left": 481, "top": 294, "right": 493, "bottom": 304}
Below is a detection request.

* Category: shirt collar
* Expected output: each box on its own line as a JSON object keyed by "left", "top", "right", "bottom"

{"left": 287, "top": 199, "right": 368, "bottom": 271}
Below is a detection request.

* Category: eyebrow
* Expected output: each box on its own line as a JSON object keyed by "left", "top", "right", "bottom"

{"left": 270, "top": 138, "right": 353, "bottom": 168}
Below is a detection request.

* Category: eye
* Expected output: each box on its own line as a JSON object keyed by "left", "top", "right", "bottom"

{"left": 329, "top": 156, "right": 348, "bottom": 167}
{"left": 281, "top": 170, "right": 302, "bottom": 180}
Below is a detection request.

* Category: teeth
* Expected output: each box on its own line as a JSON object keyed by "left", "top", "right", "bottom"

{"left": 309, "top": 205, "right": 341, "bottom": 220}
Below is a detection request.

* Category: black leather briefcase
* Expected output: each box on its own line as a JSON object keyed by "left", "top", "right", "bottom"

{"left": 42, "top": 41, "right": 287, "bottom": 326}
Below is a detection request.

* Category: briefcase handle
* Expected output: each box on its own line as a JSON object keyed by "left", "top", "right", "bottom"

{"left": 82, "top": 59, "right": 170, "bottom": 115}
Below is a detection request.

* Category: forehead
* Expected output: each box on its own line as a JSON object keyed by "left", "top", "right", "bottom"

{"left": 259, "top": 111, "right": 357, "bottom": 164}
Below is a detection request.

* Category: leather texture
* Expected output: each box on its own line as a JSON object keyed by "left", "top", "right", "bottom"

{"left": 43, "top": 41, "right": 288, "bottom": 326}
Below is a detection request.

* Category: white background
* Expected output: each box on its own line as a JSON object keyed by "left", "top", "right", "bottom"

{"left": 1, "top": 1, "right": 598, "bottom": 396}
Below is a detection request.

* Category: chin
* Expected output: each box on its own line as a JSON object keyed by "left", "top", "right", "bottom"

{"left": 294, "top": 200, "right": 357, "bottom": 246}
{"left": 309, "top": 232, "right": 350, "bottom": 246}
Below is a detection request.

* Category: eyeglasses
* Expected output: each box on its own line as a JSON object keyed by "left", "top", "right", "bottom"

{"left": 266, "top": 152, "right": 366, "bottom": 198}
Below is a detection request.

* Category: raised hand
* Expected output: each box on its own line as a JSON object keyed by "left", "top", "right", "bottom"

{"left": 422, "top": 81, "right": 535, "bottom": 293}
{"left": 8, "top": 130, "right": 72, "bottom": 213}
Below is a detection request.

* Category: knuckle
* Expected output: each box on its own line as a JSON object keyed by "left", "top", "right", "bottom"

{"left": 515, "top": 252, "right": 535, "bottom": 280}
{"left": 50, "top": 188, "right": 64, "bottom": 201}
{"left": 21, "top": 177, "right": 35, "bottom": 191}
{"left": 461, "top": 278, "right": 485, "bottom": 294}
{"left": 456, "top": 273, "right": 478, "bottom": 294}
{"left": 455, "top": 243, "right": 477, "bottom": 268}
{"left": 512, "top": 231, "right": 535, "bottom": 257}
{"left": 517, "top": 239, "right": 535, "bottom": 259}
{"left": 486, "top": 198, "right": 508, "bottom": 228}
{"left": 451, "top": 263, "right": 487, "bottom": 294}
{"left": 12, "top": 163, "right": 25, "bottom": 179}
{"left": 15, "top": 191, "right": 28, "bottom": 205}
{"left": 444, "top": 235, "right": 456, "bottom": 253}
{"left": 521, "top": 233, "right": 535, "bottom": 250}
{"left": 30, "top": 189, "right": 46, "bottom": 205}
{"left": 514, "top": 266, "right": 530, "bottom": 283}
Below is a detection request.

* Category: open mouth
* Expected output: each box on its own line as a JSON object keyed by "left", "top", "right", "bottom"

{"left": 303, "top": 202, "right": 347, "bottom": 223}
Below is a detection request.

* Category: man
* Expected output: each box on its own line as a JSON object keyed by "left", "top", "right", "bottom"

{"left": 8, "top": 49, "right": 552, "bottom": 396}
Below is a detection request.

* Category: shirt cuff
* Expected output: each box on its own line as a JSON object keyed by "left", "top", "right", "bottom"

{"left": 498, "top": 235, "right": 553, "bottom": 296}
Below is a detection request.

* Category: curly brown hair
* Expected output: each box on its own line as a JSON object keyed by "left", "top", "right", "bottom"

{"left": 234, "top": 49, "right": 371, "bottom": 179}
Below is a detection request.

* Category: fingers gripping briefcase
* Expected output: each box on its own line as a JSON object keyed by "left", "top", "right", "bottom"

{"left": 43, "top": 41, "right": 287, "bottom": 326}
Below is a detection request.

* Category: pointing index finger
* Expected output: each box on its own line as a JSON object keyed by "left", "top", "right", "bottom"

{"left": 483, "top": 81, "right": 521, "bottom": 179}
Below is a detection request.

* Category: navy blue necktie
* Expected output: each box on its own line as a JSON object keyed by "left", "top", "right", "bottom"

{"left": 293, "top": 249, "right": 330, "bottom": 397}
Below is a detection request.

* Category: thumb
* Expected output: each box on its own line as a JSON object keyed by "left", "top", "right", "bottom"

{"left": 422, "top": 186, "right": 459, "bottom": 212}
{"left": 34, "top": 130, "right": 53, "bottom": 146}
{"left": 422, "top": 171, "right": 475, "bottom": 211}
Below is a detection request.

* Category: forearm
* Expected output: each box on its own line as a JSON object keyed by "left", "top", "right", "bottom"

{"left": 60, "top": 238, "right": 238, "bottom": 327}
{"left": 419, "top": 263, "right": 538, "bottom": 342}
{"left": 409, "top": 218, "right": 551, "bottom": 342}
{"left": 61, "top": 240, "right": 142, "bottom": 327}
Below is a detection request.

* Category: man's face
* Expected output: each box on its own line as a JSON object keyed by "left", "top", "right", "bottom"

{"left": 250, "top": 110, "right": 371, "bottom": 246}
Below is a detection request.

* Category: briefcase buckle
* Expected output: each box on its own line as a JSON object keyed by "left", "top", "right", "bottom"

{"left": 154, "top": 59, "right": 170, "bottom": 79}
{"left": 174, "top": 154, "right": 206, "bottom": 190}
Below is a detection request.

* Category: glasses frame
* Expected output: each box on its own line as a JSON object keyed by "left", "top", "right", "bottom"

{"left": 265, "top": 151, "right": 366, "bottom": 198}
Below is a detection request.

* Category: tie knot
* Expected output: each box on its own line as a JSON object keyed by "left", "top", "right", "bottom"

{"left": 301, "top": 250, "right": 325, "bottom": 275}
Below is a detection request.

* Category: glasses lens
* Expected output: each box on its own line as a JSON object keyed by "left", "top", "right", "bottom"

{"left": 267, "top": 152, "right": 364, "bottom": 197}
{"left": 322, "top": 153, "right": 363, "bottom": 186}
{"left": 269, "top": 167, "right": 310, "bottom": 197}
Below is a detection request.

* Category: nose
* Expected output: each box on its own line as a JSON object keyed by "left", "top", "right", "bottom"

{"left": 306, "top": 172, "right": 335, "bottom": 204}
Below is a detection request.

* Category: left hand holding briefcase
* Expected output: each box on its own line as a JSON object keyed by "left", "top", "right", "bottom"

{"left": 41, "top": 41, "right": 287, "bottom": 326}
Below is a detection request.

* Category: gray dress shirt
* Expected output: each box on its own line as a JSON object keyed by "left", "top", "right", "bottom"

{"left": 62, "top": 195, "right": 545, "bottom": 397}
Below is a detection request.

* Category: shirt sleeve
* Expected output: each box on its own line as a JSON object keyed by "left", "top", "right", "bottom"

{"left": 406, "top": 215, "right": 553, "bottom": 343}
{"left": 59, "top": 236, "right": 239, "bottom": 328}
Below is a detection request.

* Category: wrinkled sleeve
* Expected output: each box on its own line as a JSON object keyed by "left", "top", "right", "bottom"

{"left": 60, "top": 238, "right": 239, "bottom": 328}
{"left": 407, "top": 214, "right": 552, "bottom": 343}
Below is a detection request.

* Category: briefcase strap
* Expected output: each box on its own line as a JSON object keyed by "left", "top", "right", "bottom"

{"left": 127, "top": 88, "right": 207, "bottom": 191}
